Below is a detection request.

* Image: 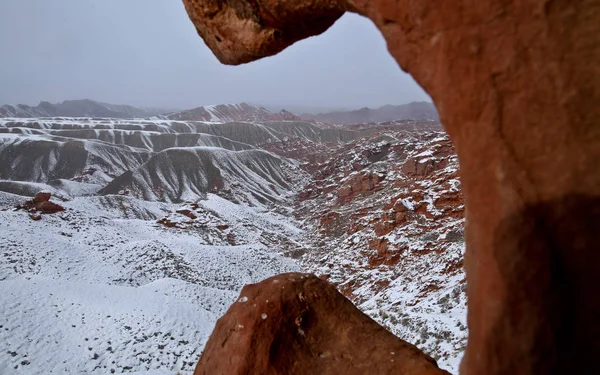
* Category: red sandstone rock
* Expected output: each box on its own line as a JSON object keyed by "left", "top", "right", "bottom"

{"left": 401, "top": 157, "right": 448, "bottom": 177}
{"left": 183, "top": 1, "right": 600, "bottom": 374}
{"left": 33, "top": 192, "right": 51, "bottom": 204}
{"left": 176, "top": 208, "right": 197, "bottom": 220}
{"left": 194, "top": 273, "right": 450, "bottom": 375}
{"left": 392, "top": 199, "right": 409, "bottom": 213}
{"left": 319, "top": 211, "right": 347, "bottom": 237}
{"left": 21, "top": 192, "right": 65, "bottom": 215}
{"left": 369, "top": 238, "right": 391, "bottom": 256}
{"left": 156, "top": 218, "right": 178, "bottom": 228}
{"left": 337, "top": 171, "right": 385, "bottom": 202}
{"left": 374, "top": 219, "right": 396, "bottom": 237}
{"left": 36, "top": 201, "right": 65, "bottom": 214}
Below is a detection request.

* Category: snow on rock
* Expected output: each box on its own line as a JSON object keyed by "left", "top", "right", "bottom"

{"left": 289, "top": 131, "right": 467, "bottom": 373}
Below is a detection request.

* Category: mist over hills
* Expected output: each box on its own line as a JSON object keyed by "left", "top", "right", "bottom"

{"left": 0, "top": 99, "right": 170, "bottom": 119}
{"left": 300, "top": 101, "right": 439, "bottom": 124}
{"left": 0, "top": 99, "right": 439, "bottom": 125}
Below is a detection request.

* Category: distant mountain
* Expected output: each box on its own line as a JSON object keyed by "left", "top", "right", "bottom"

{"left": 0, "top": 99, "right": 168, "bottom": 119}
{"left": 300, "top": 102, "right": 439, "bottom": 124}
{"left": 163, "top": 103, "right": 301, "bottom": 122}
{"left": 257, "top": 104, "right": 353, "bottom": 115}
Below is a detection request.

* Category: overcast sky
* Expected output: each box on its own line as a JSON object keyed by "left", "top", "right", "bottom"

{"left": 0, "top": 0, "right": 429, "bottom": 112}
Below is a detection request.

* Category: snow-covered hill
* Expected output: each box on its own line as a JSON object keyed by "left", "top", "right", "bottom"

{"left": 0, "top": 119, "right": 315, "bottom": 202}
{"left": 99, "top": 147, "right": 304, "bottom": 204}
{"left": 0, "top": 118, "right": 360, "bottom": 146}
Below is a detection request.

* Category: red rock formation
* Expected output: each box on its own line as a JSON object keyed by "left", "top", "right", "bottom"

{"left": 175, "top": 208, "right": 197, "bottom": 220}
{"left": 194, "top": 273, "right": 450, "bottom": 375}
{"left": 296, "top": 133, "right": 465, "bottom": 350}
{"left": 36, "top": 201, "right": 66, "bottom": 214}
{"left": 183, "top": 1, "right": 600, "bottom": 374}
{"left": 19, "top": 192, "right": 65, "bottom": 217}
{"left": 401, "top": 157, "right": 448, "bottom": 178}
{"left": 33, "top": 192, "right": 51, "bottom": 204}
{"left": 337, "top": 170, "right": 386, "bottom": 203}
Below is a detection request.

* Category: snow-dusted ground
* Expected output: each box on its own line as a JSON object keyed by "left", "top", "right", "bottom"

{"left": 0, "top": 193, "right": 300, "bottom": 374}
{"left": 0, "top": 117, "right": 466, "bottom": 375}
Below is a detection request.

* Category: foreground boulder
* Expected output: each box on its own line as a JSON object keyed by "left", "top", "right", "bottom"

{"left": 194, "top": 273, "right": 449, "bottom": 375}
{"left": 182, "top": 1, "right": 600, "bottom": 374}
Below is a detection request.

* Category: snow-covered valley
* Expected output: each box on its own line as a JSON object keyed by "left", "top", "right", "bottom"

{"left": 0, "top": 193, "right": 301, "bottom": 374}
{"left": 0, "top": 115, "right": 465, "bottom": 374}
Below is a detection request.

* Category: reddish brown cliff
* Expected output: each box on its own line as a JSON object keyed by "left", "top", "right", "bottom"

{"left": 182, "top": 1, "right": 600, "bottom": 374}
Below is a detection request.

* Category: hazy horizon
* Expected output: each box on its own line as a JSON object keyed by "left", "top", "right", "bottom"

{"left": 0, "top": 98, "right": 434, "bottom": 116}
{"left": 0, "top": 0, "right": 430, "bottom": 110}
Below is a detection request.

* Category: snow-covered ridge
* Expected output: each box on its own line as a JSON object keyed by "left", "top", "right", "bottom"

{"left": 291, "top": 131, "right": 466, "bottom": 372}
{"left": 0, "top": 118, "right": 333, "bottom": 202}
{"left": 301, "top": 102, "right": 440, "bottom": 124}
{"left": 0, "top": 117, "right": 361, "bottom": 145}
{"left": 99, "top": 147, "right": 308, "bottom": 204}
{"left": 162, "top": 103, "right": 301, "bottom": 123}
{"left": 0, "top": 99, "right": 168, "bottom": 119}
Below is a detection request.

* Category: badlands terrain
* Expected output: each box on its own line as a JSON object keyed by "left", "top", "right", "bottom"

{"left": 0, "top": 100, "right": 465, "bottom": 374}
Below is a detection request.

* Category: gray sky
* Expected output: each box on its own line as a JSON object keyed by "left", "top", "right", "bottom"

{"left": 0, "top": 0, "right": 429, "bottom": 111}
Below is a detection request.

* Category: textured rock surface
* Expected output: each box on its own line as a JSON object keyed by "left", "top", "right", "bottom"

{"left": 20, "top": 192, "right": 65, "bottom": 215}
{"left": 194, "top": 273, "right": 450, "bottom": 375}
{"left": 182, "top": 0, "right": 350, "bottom": 64}
{"left": 183, "top": 1, "right": 600, "bottom": 374}
{"left": 294, "top": 132, "right": 466, "bottom": 369}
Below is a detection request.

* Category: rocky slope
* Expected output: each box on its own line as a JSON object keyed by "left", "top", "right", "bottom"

{"left": 265, "top": 130, "right": 467, "bottom": 370}
{"left": 0, "top": 118, "right": 358, "bottom": 146}
{"left": 0, "top": 118, "right": 330, "bottom": 202}
{"left": 99, "top": 147, "right": 305, "bottom": 204}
